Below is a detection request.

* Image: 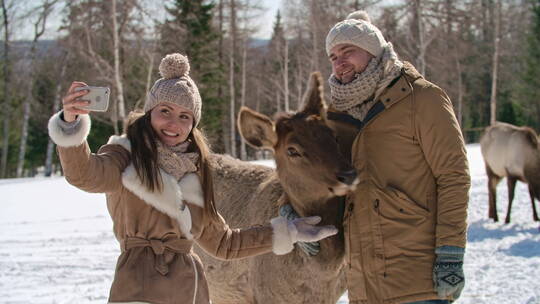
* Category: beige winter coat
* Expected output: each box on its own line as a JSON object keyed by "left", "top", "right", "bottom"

{"left": 328, "top": 62, "right": 470, "bottom": 304}
{"left": 47, "top": 112, "right": 286, "bottom": 304}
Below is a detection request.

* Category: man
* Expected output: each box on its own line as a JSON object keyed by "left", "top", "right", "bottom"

{"left": 325, "top": 11, "right": 470, "bottom": 304}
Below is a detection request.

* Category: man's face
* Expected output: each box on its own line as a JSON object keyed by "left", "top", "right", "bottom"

{"left": 329, "top": 44, "right": 374, "bottom": 84}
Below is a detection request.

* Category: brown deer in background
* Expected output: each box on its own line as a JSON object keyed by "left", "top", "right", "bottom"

{"left": 194, "top": 72, "right": 358, "bottom": 304}
{"left": 480, "top": 122, "right": 540, "bottom": 223}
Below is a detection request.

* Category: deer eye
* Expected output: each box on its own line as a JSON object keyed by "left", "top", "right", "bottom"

{"left": 287, "top": 147, "right": 301, "bottom": 157}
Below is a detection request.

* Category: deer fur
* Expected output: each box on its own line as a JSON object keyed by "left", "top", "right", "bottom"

{"left": 480, "top": 121, "right": 540, "bottom": 223}
{"left": 194, "top": 72, "right": 358, "bottom": 303}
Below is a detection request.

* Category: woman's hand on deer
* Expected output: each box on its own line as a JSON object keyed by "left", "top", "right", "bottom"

{"left": 288, "top": 216, "right": 338, "bottom": 243}
{"left": 62, "top": 81, "right": 91, "bottom": 122}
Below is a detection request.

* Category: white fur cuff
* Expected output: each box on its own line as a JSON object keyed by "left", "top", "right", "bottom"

{"left": 270, "top": 216, "right": 294, "bottom": 255}
{"left": 107, "top": 135, "right": 132, "bottom": 152}
{"left": 47, "top": 112, "right": 91, "bottom": 147}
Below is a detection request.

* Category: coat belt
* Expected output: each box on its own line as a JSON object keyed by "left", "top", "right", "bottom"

{"left": 122, "top": 237, "right": 193, "bottom": 275}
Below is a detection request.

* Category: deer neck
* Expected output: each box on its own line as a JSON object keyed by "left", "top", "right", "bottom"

{"left": 284, "top": 192, "right": 346, "bottom": 263}
{"left": 282, "top": 180, "right": 344, "bottom": 238}
{"left": 277, "top": 171, "right": 346, "bottom": 262}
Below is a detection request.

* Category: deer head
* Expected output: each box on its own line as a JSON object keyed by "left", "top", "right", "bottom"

{"left": 238, "top": 72, "right": 358, "bottom": 206}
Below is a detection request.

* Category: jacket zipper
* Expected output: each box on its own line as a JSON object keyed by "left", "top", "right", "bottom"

{"left": 346, "top": 202, "right": 354, "bottom": 269}
{"left": 373, "top": 199, "right": 387, "bottom": 279}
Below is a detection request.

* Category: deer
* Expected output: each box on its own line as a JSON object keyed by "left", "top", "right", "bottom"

{"left": 480, "top": 121, "right": 540, "bottom": 223}
{"left": 193, "top": 72, "right": 358, "bottom": 304}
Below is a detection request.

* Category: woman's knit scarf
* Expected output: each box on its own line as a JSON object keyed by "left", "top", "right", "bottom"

{"left": 329, "top": 43, "right": 403, "bottom": 122}
{"left": 156, "top": 140, "right": 199, "bottom": 182}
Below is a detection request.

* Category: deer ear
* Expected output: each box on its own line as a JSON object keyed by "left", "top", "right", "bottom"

{"left": 237, "top": 106, "right": 277, "bottom": 150}
{"left": 300, "top": 71, "right": 327, "bottom": 119}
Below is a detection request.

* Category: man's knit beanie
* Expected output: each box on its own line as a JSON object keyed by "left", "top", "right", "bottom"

{"left": 326, "top": 10, "right": 387, "bottom": 57}
{"left": 144, "top": 53, "right": 202, "bottom": 126}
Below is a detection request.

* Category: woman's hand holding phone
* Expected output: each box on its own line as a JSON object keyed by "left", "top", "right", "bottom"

{"left": 62, "top": 81, "right": 91, "bottom": 122}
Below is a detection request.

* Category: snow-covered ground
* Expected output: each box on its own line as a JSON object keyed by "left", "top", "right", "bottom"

{"left": 0, "top": 144, "right": 539, "bottom": 304}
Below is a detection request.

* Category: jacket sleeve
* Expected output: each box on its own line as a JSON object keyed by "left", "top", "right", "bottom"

{"left": 414, "top": 84, "right": 470, "bottom": 248}
{"left": 48, "top": 111, "right": 130, "bottom": 194}
{"left": 195, "top": 212, "right": 275, "bottom": 260}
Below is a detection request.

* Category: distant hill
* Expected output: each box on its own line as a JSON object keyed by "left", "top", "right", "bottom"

{"left": 0, "top": 40, "right": 63, "bottom": 58}
{"left": 0, "top": 39, "right": 270, "bottom": 58}
{"left": 249, "top": 38, "right": 269, "bottom": 48}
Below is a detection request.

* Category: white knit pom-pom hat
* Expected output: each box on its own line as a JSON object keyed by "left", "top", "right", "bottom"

{"left": 325, "top": 10, "right": 387, "bottom": 57}
{"left": 144, "top": 53, "right": 202, "bottom": 126}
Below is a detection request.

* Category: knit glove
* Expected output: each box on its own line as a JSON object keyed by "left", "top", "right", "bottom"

{"left": 287, "top": 216, "right": 338, "bottom": 243}
{"left": 270, "top": 215, "right": 338, "bottom": 255}
{"left": 433, "top": 246, "right": 465, "bottom": 301}
{"left": 279, "top": 204, "right": 321, "bottom": 256}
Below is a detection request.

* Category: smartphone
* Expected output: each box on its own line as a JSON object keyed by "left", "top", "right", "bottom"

{"left": 74, "top": 86, "right": 110, "bottom": 112}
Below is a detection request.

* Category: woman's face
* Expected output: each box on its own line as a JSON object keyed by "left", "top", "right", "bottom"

{"left": 150, "top": 102, "right": 194, "bottom": 147}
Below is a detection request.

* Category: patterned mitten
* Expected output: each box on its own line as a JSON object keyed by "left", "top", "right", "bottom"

{"left": 433, "top": 246, "right": 465, "bottom": 301}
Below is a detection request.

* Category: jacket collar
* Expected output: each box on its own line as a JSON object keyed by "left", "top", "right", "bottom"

{"left": 108, "top": 135, "right": 204, "bottom": 239}
{"left": 328, "top": 61, "right": 423, "bottom": 131}
{"left": 376, "top": 61, "right": 421, "bottom": 109}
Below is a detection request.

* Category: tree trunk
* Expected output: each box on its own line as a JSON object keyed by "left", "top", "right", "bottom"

{"left": 255, "top": 80, "right": 261, "bottom": 113}
{"left": 296, "top": 67, "right": 303, "bottom": 110}
{"left": 145, "top": 52, "right": 155, "bottom": 95}
{"left": 309, "top": 0, "right": 320, "bottom": 72}
{"left": 240, "top": 36, "right": 247, "bottom": 160}
{"left": 229, "top": 0, "right": 237, "bottom": 158}
{"left": 45, "top": 57, "right": 68, "bottom": 177}
{"left": 16, "top": 102, "right": 30, "bottom": 177}
{"left": 456, "top": 54, "right": 464, "bottom": 126}
{"left": 1, "top": 0, "right": 11, "bottom": 178}
{"left": 17, "top": 1, "right": 53, "bottom": 177}
{"left": 283, "top": 39, "right": 289, "bottom": 112}
{"left": 414, "top": 0, "right": 426, "bottom": 75}
{"left": 445, "top": 0, "right": 464, "bottom": 127}
{"left": 490, "top": 0, "right": 501, "bottom": 126}
{"left": 219, "top": 0, "right": 230, "bottom": 154}
{"left": 134, "top": 39, "right": 156, "bottom": 110}
{"left": 112, "top": 0, "right": 126, "bottom": 130}
{"left": 295, "top": 43, "right": 303, "bottom": 110}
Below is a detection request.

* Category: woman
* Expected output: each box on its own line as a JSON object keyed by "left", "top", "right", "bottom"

{"left": 48, "top": 53, "right": 337, "bottom": 304}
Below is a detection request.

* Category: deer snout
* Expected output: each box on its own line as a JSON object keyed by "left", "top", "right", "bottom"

{"left": 336, "top": 169, "right": 358, "bottom": 185}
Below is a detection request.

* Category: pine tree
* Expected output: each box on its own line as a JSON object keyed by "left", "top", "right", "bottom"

{"left": 161, "top": 0, "right": 225, "bottom": 151}
{"left": 263, "top": 10, "right": 286, "bottom": 114}
{"left": 514, "top": 0, "right": 540, "bottom": 130}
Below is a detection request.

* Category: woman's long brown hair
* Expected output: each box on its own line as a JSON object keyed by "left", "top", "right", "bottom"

{"left": 125, "top": 110, "right": 218, "bottom": 222}
{"left": 189, "top": 127, "right": 219, "bottom": 223}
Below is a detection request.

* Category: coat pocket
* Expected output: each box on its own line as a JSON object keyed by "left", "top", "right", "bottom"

{"left": 386, "top": 185, "right": 430, "bottom": 217}
{"left": 373, "top": 186, "right": 434, "bottom": 257}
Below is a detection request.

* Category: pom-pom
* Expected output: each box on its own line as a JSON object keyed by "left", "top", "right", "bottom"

{"left": 159, "top": 53, "right": 190, "bottom": 79}
{"left": 346, "top": 10, "right": 371, "bottom": 23}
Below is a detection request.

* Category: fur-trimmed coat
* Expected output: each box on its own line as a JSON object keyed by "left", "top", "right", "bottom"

{"left": 48, "top": 112, "right": 292, "bottom": 304}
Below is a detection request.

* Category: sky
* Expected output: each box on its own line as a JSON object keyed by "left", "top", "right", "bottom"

{"left": 1, "top": 144, "right": 539, "bottom": 303}
{"left": 257, "top": 0, "right": 282, "bottom": 39}
{"left": 13, "top": 0, "right": 282, "bottom": 41}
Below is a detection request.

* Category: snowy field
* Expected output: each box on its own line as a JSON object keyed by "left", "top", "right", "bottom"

{"left": 0, "top": 144, "right": 539, "bottom": 304}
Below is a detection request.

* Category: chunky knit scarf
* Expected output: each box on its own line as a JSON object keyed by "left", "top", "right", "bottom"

{"left": 156, "top": 140, "right": 199, "bottom": 181}
{"left": 329, "top": 43, "right": 403, "bottom": 121}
